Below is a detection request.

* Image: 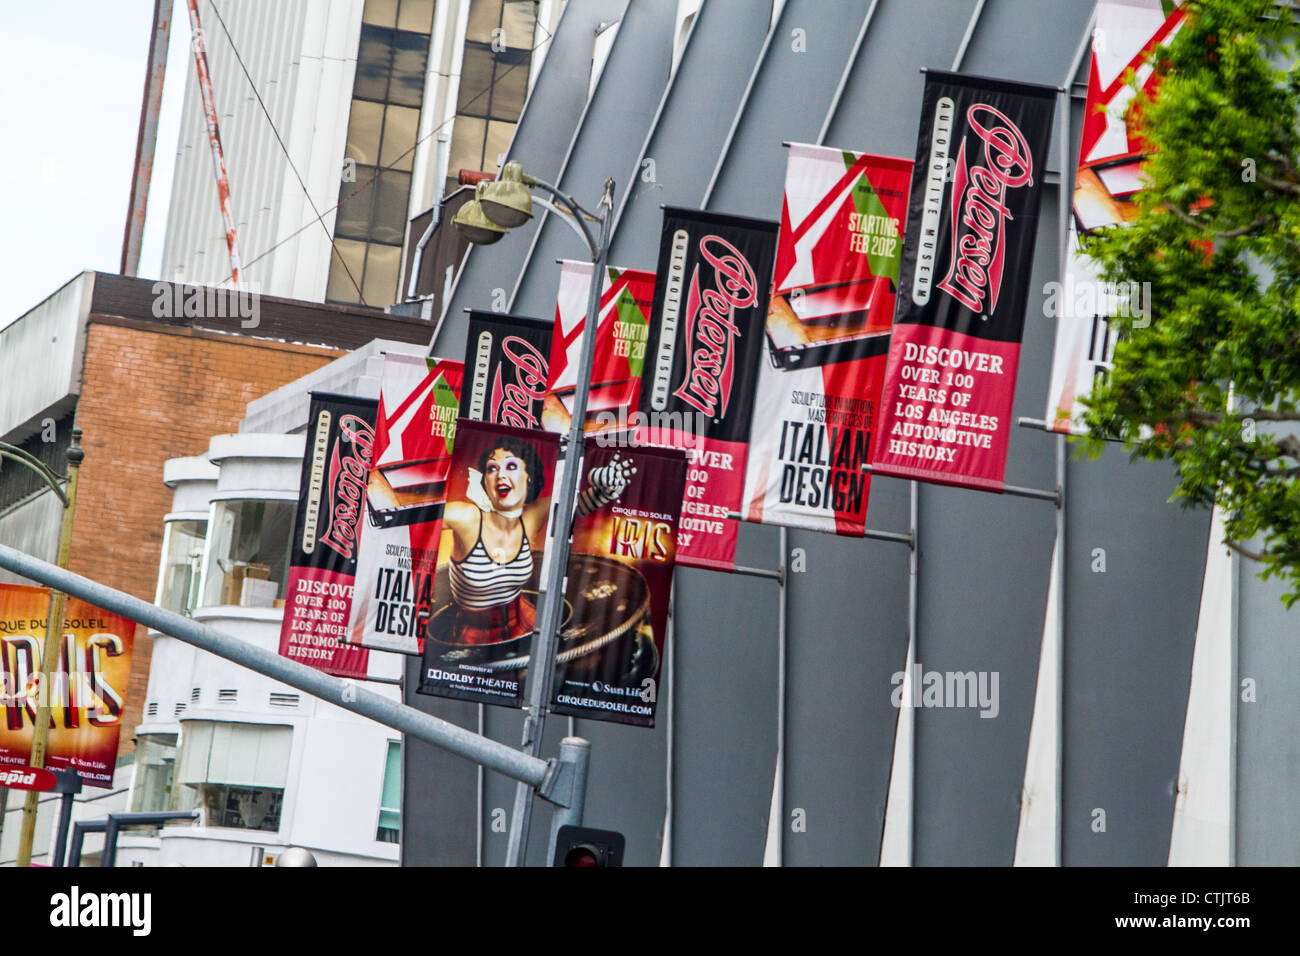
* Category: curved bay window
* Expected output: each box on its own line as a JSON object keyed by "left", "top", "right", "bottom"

{"left": 172, "top": 721, "right": 292, "bottom": 832}
{"left": 155, "top": 519, "right": 207, "bottom": 616}
{"left": 200, "top": 499, "right": 295, "bottom": 609}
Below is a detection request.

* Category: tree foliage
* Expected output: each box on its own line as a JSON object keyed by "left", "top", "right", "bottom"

{"left": 1081, "top": 0, "right": 1300, "bottom": 605}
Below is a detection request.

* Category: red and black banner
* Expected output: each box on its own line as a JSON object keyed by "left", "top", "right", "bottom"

{"left": 552, "top": 439, "right": 687, "bottom": 728}
{"left": 637, "top": 207, "right": 779, "bottom": 571}
{"left": 460, "top": 311, "right": 552, "bottom": 429}
{"left": 871, "top": 71, "right": 1056, "bottom": 491}
{"left": 279, "top": 393, "right": 376, "bottom": 679}
{"left": 417, "top": 419, "right": 561, "bottom": 707}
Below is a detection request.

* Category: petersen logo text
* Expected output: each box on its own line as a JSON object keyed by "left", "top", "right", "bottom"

{"left": 50, "top": 887, "right": 151, "bottom": 936}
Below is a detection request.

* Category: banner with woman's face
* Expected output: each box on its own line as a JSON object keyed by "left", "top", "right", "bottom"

{"left": 417, "top": 419, "right": 561, "bottom": 707}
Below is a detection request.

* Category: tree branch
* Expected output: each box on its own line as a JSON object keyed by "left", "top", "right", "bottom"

{"left": 1225, "top": 539, "right": 1266, "bottom": 562}
{"left": 1257, "top": 172, "right": 1300, "bottom": 194}
{"left": 1161, "top": 202, "right": 1274, "bottom": 237}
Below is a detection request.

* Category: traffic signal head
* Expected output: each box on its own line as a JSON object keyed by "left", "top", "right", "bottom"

{"left": 552, "top": 826, "right": 625, "bottom": 867}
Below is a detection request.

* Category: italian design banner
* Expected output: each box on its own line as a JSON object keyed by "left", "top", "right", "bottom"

{"left": 0, "top": 583, "right": 135, "bottom": 788}
{"left": 871, "top": 71, "right": 1056, "bottom": 491}
{"left": 743, "top": 143, "right": 912, "bottom": 534}
{"left": 638, "top": 207, "right": 778, "bottom": 571}
{"left": 418, "top": 420, "right": 561, "bottom": 707}
{"left": 279, "top": 393, "right": 377, "bottom": 678}
{"left": 345, "top": 354, "right": 463, "bottom": 654}
{"left": 460, "top": 311, "right": 552, "bottom": 429}
{"left": 552, "top": 440, "right": 687, "bottom": 727}
{"left": 1044, "top": 0, "right": 1185, "bottom": 433}
{"left": 543, "top": 260, "right": 657, "bottom": 437}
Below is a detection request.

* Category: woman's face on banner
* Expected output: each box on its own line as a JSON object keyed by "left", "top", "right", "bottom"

{"left": 483, "top": 447, "right": 528, "bottom": 512}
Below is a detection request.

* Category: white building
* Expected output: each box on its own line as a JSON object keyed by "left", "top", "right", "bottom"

{"left": 160, "top": 0, "right": 562, "bottom": 307}
{"left": 113, "top": 341, "right": 421, "bottom": 867}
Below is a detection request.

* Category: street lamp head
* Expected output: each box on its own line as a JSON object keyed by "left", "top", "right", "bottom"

{"left": 451, "top": 183, "right": 508, "bottom": 245}
{"left": 479, "top": 160, "right": 534, "bottom": 228}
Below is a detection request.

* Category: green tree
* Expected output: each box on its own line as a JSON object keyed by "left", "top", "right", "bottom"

{"left": 1081, "top": 0, "right": 1300, "bottom": 604}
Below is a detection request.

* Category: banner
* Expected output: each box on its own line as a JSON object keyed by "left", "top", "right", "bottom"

{"left": 417, "top": 420, "right": 562, "bottom": 707}
{"left": 461, "top": 311, "right": 552, "bottom": 429}
{"left": 637, "top": 207, "right": 778, "bottom": 571}
{"left": 1045, "top": 0, "right": 1185, "bottom": 433}
{"left": 552, "top": 439, "right": 687, "bottom": 727}
{"left": 871, "top": 71, "right": 1057, "bottom": 491}
{"left": 279, "top": 393, "right": 376, "bottom": 678}
{"left": 542, "top": 260, "right": 658, "bottom": 437}
{"left": 742, "top": 144, "right": 913, "bottom": 534}
{"left": 0, "top": 584, "right": 135, "bottom": 788}
{"left": 345, "top": 354, "right": 463, "bottom": 654}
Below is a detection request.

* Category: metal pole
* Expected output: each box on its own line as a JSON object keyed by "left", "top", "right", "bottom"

{"left": 186, "top": 0, "right": 243, "bottom": 284}
{"left": 545, "top": 737, "right": 592, "bottom": 861}
{"left": 17, "top": 427, "right": 83, "bottom": 868}
{"left": 120, "top": 0, "right": 172, "bottom": 276}
{"left": 102, "top": 811, "right": 200, "bottom": 868}
{"left": 774, "top": 527, "right": 788, "bottom": 866}
{"left": 0, "top": 542, "right": 559, "bottom": 795}
{"left": 68, "top": 821, "right": 105, "bottom": 868}
{"left": 504, "top": 180, "right": 615, "bottom": 867}
{"left": 50, "top": 769, "right": 82, "bottom": 868}
{"left": 906, "top": 480, "right": 919, "bottom": 866}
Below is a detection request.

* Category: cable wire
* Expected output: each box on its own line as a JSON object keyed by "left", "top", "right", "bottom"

{"left": 207, "top": 0, "right": 366, "bottom": 303}
{"left": 210, "top": 11, "right": 558, "bottom": 292}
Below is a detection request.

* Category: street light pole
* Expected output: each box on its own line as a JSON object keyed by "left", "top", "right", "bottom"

{"left": 16, "top": 426, "right": 84, "bottom": 867}
{"left": 501, "top": 179, "right": 614, "bottom": 867}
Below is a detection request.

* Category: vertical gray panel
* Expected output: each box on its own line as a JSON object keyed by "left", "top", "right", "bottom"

{"left": 401, "top": 656, "right": 479, "bottom": 865}
{"left": 707, "top": 0, "right": 872, "bottom": 217}
{"left": 778, "top": 0, "right": 974, "bottom": 868}
{"left": 510, "top": 0, "right": 677, "bottom": 316}
{"left": 1236, "top": 548, "right": 1300, "bottom": 865}
{"left": 672, "top": 0, "right": 868, "bottom": 865}
{"left": 911, "top": 215, "right": 1059, "bottom": 865}
{"left": 608, "top": 0, "right": 772, "bottom": 265}
{"left": 1062, "top": 451, "right": 1208, "bottom": 865}
{"left": 434, "top": 0, "right": 631, "bottom": 360}
{"left": 670, "top": 524, "right": 782, "bottom": 865}
{"left": 821, "top": 0, "right": 979, "bottom": 157}
{"left": 910, "top": 0, "right": 1096, "bottom": 867}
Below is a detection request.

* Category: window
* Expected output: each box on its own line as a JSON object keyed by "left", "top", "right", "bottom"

{"left": 442, "top": 1, "right": 537, "bottom": 198}
{"left": 129, "top": 734, "right": 177, "bottom": 814}
{"left": 155, "top": 519, "right": 207, "bottom": 616}
{"left": 377, "top": 740, "right": 401, "bottom": 843}
{"left": 199, "top": 499, "right": 295, "bottom": 608}
{"left": 172, "top": 721, "right": 292, "bottom": 832}
{"left": 327, "top": 0, "right": 436, "bottom": 308}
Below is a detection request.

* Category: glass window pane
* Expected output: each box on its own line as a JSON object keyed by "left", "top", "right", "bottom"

{"left": 336, "top": 163, "right": 377, "bottom": 241}
{"left": 489, "top": 51, "right": 530, "bottom": 121}
{"left": 372, "top": 169, "right": 411, "bottom": 245}
{"left": 447, "top": 114, "right": 487, "bottom": 178}
{"left": 484, "top": 120, "right": 516, "bottom": 174}
{"left": 362, "top": 0, "right": 398, "bottom": 28}
{"left": 390, "top": 30, "right": 429, "bottom": 108}
{"left": 457, "top": 43, "right": 495, "bottom": 116}
{"left": 199, "top": 500, "right": 295, "bottom": 607}
{"left": 344, "top": 99, "right": 384, "bottom": 166}
{"left": 380, "top": 104, "right": 419, "bottom": 171}
{"left": 327, "top": 238, "right": 368, "bottom": 303}
{"left": 501, "top": 0, "right": 537, "bottom": 49}
{"left": 465, "top": 0, "right": 504, "bottom": 44}
{"left": 397, "top": 0, "right": 434, "bottom": 34}
{"left": 355, "top": 25, "right": 395, "bottom": 102}
{"left": 157, "top": 519, "right": 207, "bottom": 615}
{"left": 380, "top": 741, "right": 401, "bottom": 810}
{"left": 362, "top": 242, "right": 402, "bottom": 307}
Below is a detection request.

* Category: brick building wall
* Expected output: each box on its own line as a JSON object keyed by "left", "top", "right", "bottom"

{"left": 65, "top": 318, "right": 343, "bottom": 760}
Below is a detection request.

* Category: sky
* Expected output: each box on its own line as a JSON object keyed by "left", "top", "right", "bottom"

{"left": 0, "top": 0, "right": 190, "bottom": 328}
